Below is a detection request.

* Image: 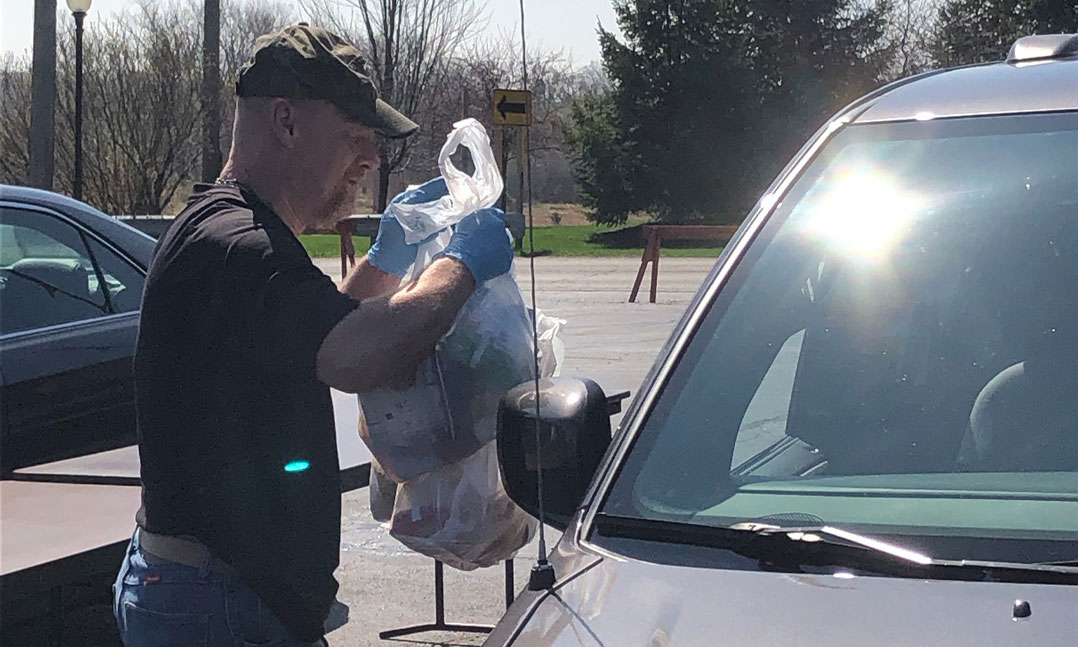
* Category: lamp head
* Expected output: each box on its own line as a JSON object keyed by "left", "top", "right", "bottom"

{"left": 66, "top": 0, "right": 92, "bottom": 14}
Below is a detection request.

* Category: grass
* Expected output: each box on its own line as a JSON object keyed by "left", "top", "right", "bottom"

{"left": 521, "top": 225, "right": 724, "bottom": 257}
{"left": 301, "top": 234, "right": 371, "bottom": 259}
{"left": 301, "top": 225, "right": 724, "bottom": 259}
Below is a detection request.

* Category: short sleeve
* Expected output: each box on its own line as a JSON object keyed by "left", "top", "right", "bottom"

{"left": 250, "top": 262, "right": 358, "bottom": 376}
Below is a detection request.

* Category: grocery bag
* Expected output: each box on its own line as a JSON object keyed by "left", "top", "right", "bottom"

{"left": 365, "top": 305, "right": 564, "bottom": 520}
{"left": 388, "top": 441, "right": 536, "bottom": 571}
{"left": 358, "top": 118, "right": 537, "bottom": 482}
{"left": 359, "top": 275, "right": 536, "bottom": 481}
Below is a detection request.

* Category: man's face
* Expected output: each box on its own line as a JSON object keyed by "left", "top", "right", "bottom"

{"left": 292, "top": 101, "right": 380, "bottom": 229}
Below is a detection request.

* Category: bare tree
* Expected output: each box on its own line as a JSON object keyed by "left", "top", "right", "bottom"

{"left": 1, "top": 1, "right": 598, "bottom": 212}
{"left": 882, "top": 0, "right": 939, "bottom": 79}
{"left": 218, "top": 1, "right": 296, "bottom": 159}
{"left": 48, "top": 2, "right": 203, "bottom": 214}
{"left": 0, "top": 53, "right": 33, "bottom": 186}
{"left": 220, "top": 1, "right": 296, "bottom": 78}
{"left": 423, "top": 34, "right": 588, "bottom": 207}
{"left": 300, "top": 0, "right": 487, "bottom": 211}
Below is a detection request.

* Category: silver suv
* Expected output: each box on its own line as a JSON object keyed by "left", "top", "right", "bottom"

{"left": 492, "top": 34, "right": 1078, "bottom": 646}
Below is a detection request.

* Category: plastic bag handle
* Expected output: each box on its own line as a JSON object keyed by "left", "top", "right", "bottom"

{"left": 390, "top": 118, "right": 504, "bottom": 245}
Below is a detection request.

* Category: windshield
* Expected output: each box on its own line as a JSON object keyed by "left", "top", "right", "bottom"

{"left": 599, "top": 112, "right": 1078, "bottom": 566}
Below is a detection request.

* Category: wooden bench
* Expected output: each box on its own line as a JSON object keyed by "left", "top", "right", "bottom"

{"left": 629, "top": 225, "right": 737, "bottom": 303}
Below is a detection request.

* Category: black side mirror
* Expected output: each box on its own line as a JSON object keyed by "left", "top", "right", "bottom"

{"left": 497, "top": 377, "right": 612, "bottom": 530}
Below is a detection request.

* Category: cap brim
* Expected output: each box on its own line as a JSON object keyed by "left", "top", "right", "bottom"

{"left": 370, "top": 98, "right": 419, "bottom": 139}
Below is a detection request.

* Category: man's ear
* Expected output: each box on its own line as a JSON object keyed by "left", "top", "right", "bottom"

{"left": 269, "top": 98, "right": 299, "bottom": 148}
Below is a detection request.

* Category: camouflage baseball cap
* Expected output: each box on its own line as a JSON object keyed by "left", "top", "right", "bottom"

{"left": 236, "top": 23, "right": 418, "bottom": 139}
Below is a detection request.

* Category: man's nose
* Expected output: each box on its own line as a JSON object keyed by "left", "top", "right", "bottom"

{"left": 359, "top": 146, "right": 380, "bottom": 171}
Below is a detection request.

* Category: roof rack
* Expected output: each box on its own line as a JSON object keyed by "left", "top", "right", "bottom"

{"left": 1007, "top": 34, "right": 1078, "bottom": 63}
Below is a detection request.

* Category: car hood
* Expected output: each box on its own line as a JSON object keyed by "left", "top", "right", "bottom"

{"left": 500, "top": 550, "right": 1078, "bottom": 646}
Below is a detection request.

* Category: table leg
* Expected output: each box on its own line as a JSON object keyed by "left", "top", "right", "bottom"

{"left": 629, "top": 233, "right": 655, "bottom": 303}
{"left": 649, "top": 234, "right": 661, "bottom": 303}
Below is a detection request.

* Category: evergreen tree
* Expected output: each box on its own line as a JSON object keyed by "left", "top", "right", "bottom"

{"left": 567, "top": 0, "right": 891, "bottom": 225}
{"left": 932, "top": 0, "right": 1078, "bottom": 66}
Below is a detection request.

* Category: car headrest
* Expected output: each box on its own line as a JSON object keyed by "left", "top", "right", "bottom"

{"left": 10, "top": 258, "right": 89, "bottom": 299}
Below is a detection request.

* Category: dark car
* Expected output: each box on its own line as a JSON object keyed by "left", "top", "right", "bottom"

{"left": 0, "top": 185, "right": 154, "bottom": 474}
{"left": 490, "top": 35, "right": 1078, "bottom": 646}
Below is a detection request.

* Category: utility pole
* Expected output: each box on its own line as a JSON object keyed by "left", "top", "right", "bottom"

{"left": 29, "top": 0, "right": 57, "bottom": 190}
{"left": 201, "top": 0, "right": 222, "bottom": 182}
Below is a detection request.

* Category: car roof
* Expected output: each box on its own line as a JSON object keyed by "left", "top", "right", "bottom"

{"left": 849, "top": 54, "right": 1078, "bottom": 124}
{"left": 0, "top": 184, "right": 156, "bottom": 267}
{"left": 0, "top": 184, "right": 112, "bottom": 223}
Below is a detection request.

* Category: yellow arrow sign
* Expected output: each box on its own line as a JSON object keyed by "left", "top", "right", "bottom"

{"left": 493, "top": 88, "right": 532, "bottom": 126}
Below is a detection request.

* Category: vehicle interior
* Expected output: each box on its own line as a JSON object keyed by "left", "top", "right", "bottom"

{"left": 0, "top": 208, "right": 141, "bottom": 336}
{"left": 602, "top": 114, "right": 1078, "bottom": 559}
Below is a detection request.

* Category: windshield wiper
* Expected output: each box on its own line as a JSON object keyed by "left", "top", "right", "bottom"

{"left": 594, "top": 513, "right": 1078, "bottom": 584}
{"left": 735, "top": 521, "right": 1078, "bottom": 579}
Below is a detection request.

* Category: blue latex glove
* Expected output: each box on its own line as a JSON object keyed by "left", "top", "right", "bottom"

{"left": 367, "top": 178, "right": 449, "bottom": 277}
{"left": 437, "top": 208, "right": 513, "bottom": 283}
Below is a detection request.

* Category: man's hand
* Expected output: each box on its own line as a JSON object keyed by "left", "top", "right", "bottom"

{"left": 437, "top": 208, "right": 514, "bottom": 283}
{"left": 367, "top": 178, "right": 448, "bottom": 277}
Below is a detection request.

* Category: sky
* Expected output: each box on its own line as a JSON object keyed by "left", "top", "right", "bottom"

{"left": 1, "top": 0, "right": 620, "bottom": 66}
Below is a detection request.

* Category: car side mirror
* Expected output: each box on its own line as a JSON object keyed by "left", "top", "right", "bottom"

{"left": 497, "top": 377, "right": 613, "bottom": 530}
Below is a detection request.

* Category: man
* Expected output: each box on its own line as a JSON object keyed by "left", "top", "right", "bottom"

{"left": 112, "top": 24, "right": 512, "bottom": 646}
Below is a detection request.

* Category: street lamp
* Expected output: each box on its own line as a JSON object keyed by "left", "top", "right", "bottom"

{"left": 66, "top": 0, "right": 91, "bottom": 201}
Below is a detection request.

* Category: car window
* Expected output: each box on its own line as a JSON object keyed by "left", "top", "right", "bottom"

{"left": 85, "top": 237, "right": 144, "bottom": 314}
{"left": 0, "top": 206, "right": 133, "bottom": 335}
{"left": 600, "top": 112, "right": 1078, "bottom": 565}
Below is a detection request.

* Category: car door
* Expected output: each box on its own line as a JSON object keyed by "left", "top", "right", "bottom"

{"left": 0, "top": 202, "right": 144, "bottom": 473}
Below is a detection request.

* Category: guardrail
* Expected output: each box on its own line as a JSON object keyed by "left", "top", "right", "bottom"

{"left": 114, "top": 215, "right": 172, "bottom": 238}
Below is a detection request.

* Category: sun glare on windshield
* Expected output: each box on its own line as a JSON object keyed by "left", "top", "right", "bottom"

{"left": 805, "top": 167, "right": 923, "bottom": 260}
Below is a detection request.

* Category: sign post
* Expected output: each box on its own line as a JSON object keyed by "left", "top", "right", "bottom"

{"left": 493, "top": 88, "right": 533, "bottom": 251}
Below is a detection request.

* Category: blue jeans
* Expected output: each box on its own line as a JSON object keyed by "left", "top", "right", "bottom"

{"left": 113, "top": 529, "right": 326, "bottom": 647}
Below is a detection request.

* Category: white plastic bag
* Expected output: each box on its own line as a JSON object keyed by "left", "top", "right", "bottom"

{"left": 388, "top": 442, "right": 536, "bottom": 571}
{"left": 368, "top": 457, "right": 397, "bottom": 523}
{"left": 534, "top": 309, "right": 567, "bottom": 378}
{"left": 359, "top": 276, "right": 535, "bottom": 482}
{"left": 357, "top": 118, "right": 559, "bottom": 568}
{"left": 390, "top": 118, "right": 504, "bottom": 246}
{"left": 358, "top": 118, "right": 537, "bottom": 482}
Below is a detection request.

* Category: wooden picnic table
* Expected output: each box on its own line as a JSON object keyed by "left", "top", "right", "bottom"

{"left": 629, "top": 225, "right": 737, "bottom": 303}
{"left": 1, "top": 480, "right": 141, "bottom": 644}
{"left": 1, "top": 481, "right": 140, "bottom": 579}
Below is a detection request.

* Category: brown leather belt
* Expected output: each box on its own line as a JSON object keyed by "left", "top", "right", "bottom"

{"left": 139, "top": 529, "right": 240, "bottom": 577}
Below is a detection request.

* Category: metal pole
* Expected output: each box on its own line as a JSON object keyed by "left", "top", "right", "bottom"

{"left": 73, "top": 11, "right": 85, "bottom": 201}
{"left": 498, "top": 126, "right": 507, "bottom": 212}
{"left": 201, "top": 0, "right": 223, "bottom": 182}
{"left": 29, "top": 0, "right": 57, "bottom": 190}
{"left": 505, "top": 559, "right": 515, "bottom": 607}
{"left": 518, "top": 127, "right": 525, "bottom": 224}
{"left": 434, "top": 561, "right": 445, "bottom": 626}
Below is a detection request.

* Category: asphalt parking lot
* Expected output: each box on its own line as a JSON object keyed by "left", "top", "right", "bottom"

{"left": 316, "top": 256, "right": 717, "bottom": 646}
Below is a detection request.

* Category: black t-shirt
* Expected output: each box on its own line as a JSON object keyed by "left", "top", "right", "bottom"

{"left": 134, "top": 184, "right": 358, "bottom": 641}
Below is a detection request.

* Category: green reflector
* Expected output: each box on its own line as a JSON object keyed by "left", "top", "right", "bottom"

{"left": 284, "top": 460, "right": 310, "bottom": 473}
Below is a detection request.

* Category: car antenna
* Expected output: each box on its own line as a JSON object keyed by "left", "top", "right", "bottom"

{"left": 519, "top": 0, "right": 556, "bottom": 592}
